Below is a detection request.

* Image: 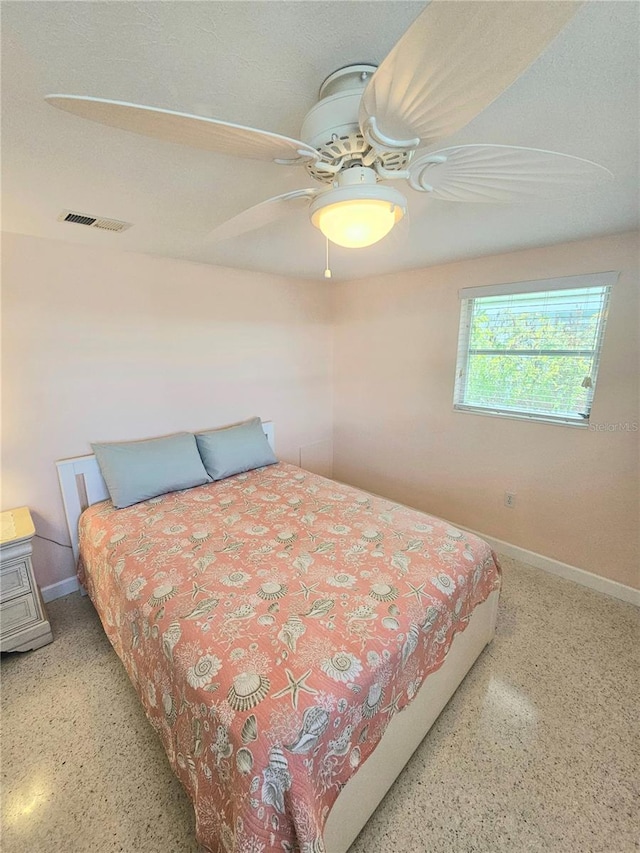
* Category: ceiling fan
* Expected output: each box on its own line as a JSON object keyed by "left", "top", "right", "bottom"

{"left": 46, "top": 1, "right": 611, "bottom": 256}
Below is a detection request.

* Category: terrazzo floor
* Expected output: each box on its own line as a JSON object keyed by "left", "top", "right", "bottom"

{"left": 1, "top": 557, "right": 638, "bottom": 852}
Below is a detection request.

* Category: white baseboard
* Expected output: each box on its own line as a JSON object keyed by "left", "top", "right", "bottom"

{"left": 41, "top": 575, "right": 80, "bottom": 603}
{"left": 333, "top": 477, "right": 639, "bottom": 606}
{"left": 458, "top": 524, "right": 640, "bottom": 607}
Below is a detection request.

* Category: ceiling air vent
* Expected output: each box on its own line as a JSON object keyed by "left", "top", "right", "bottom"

{"left": 57, "top": 210, "right": 132, "bottom": 233}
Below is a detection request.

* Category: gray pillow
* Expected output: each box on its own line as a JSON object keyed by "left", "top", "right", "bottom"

{"left": 92, "top": 432, "right": 211, "bottom": 509}
{"left": 195, "top": 417, "right": 277, "bottom": 481}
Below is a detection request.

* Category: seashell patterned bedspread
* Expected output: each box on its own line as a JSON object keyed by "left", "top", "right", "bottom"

{"left": 78, "top": 462, "right": 501, "bottom": 853}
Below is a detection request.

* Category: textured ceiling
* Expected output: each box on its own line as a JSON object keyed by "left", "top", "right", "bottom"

{"left": 2, "top": 1, "right": 639, "bottom": 280}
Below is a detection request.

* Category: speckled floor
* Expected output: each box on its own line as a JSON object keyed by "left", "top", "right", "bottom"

{"left": 1, "top": 557, "right": 638, "bottom": 853}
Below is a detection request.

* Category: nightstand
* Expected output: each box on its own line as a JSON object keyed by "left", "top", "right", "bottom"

{"left": 1, "top": 507, "right": 53, "bottom": 652}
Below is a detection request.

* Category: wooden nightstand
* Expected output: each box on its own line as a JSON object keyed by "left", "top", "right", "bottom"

{"left": 1, "top": 507, "right": 53, "bottom": 652}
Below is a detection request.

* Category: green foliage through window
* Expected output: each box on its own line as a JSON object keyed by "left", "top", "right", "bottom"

{"left": 455, "top": 283, "right": 612, "bottom": 425}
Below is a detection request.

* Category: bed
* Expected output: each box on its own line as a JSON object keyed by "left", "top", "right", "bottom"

{"left": 57, "top": 422, "right": 500, "bottom": 853}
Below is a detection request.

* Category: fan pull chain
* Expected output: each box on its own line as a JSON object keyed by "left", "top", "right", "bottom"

{"left": 324, "top": 237, "right": 332, "bottom": 279}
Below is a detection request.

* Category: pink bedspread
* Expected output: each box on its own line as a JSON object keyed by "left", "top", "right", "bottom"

{"left": 78, "top": 462, "right": 500, "bottom": 852}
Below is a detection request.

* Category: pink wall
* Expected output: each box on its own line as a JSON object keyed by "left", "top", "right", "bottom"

{"left": 332, "top": 232, "right": 639, "bottom": 590}
{"left": 1, "top": 233, "right": 333, "bottom": 587}
{"left": 3, "top": 230, "right": 638, "bottom": 593}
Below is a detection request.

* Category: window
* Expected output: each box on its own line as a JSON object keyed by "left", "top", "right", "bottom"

{"left": 454, "top": 272, "right": 617, "bottom": 426}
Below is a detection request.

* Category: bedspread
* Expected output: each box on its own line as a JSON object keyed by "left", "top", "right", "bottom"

{"left": 78, "top": 462, "right": 500, "bottom": 853}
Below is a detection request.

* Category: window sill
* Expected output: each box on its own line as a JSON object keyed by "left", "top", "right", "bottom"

{"left": 453, "top": 404, "right": 590, "bottom": 428}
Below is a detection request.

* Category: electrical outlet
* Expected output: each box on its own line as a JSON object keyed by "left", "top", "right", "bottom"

{"left": 504, "top": 491, "right": 516, "bottom": 508}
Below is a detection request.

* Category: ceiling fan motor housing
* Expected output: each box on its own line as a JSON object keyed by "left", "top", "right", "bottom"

{"left": 301, "top": 64, "right": 412, "bottom": 184}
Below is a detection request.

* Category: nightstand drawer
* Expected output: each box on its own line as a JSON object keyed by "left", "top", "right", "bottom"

{"left": 0, "top": 592, "right": 39, "bottom": 634}
{"left": 0, "top": 559, "right": 32, "bottom": 602}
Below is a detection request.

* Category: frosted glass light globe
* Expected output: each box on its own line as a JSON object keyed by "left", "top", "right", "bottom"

{"left": 309, "top": 167, "right": 407, "bottom": 249}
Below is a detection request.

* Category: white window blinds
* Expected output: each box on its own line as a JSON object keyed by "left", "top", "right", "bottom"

{"left": 454, "top": 272, "right": 617, "bottom": 426}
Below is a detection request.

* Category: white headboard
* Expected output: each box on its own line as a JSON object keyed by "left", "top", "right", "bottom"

{"left": 56, "top": 421, "right": 275, "bottom": 564}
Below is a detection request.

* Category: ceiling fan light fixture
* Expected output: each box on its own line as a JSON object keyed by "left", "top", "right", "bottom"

{"left": 309, "top": 167, "right": 406, "bottom": 249}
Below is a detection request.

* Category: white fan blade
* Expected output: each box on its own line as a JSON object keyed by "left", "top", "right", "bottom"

{"left": 45, "top": 95, "right": 320, "bottom": 165}
{"left": 360, "top": 1, "right": 581, "bottom": 151}
{"left": 407, "top": 145, "right": 613, "bottom": 202}
{"left": 208, "top": 189, "right": 320, "bottom": 242}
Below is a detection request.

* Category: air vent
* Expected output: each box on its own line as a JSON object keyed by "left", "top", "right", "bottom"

{"left": 63, "top": 212, "right": 96, "bottom": 225}
{"left": 57, "top": 210, "right": 132, "bottom": 233}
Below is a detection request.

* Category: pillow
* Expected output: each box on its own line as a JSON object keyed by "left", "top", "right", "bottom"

{"left": 195, "top": 417, "right": 277, "bottom": 481}
{"left": 92, "top": 432, "right": 211, "bottom": 509}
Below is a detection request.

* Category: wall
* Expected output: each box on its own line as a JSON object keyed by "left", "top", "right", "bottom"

{"left": 3, "top": 230, "right": 638, "bottom": 594}
{"left": 1, "top": 233, "right": 333, "bottom": 588}
{"left": 332, "top": 232, "right": 639, "bottom": 590}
